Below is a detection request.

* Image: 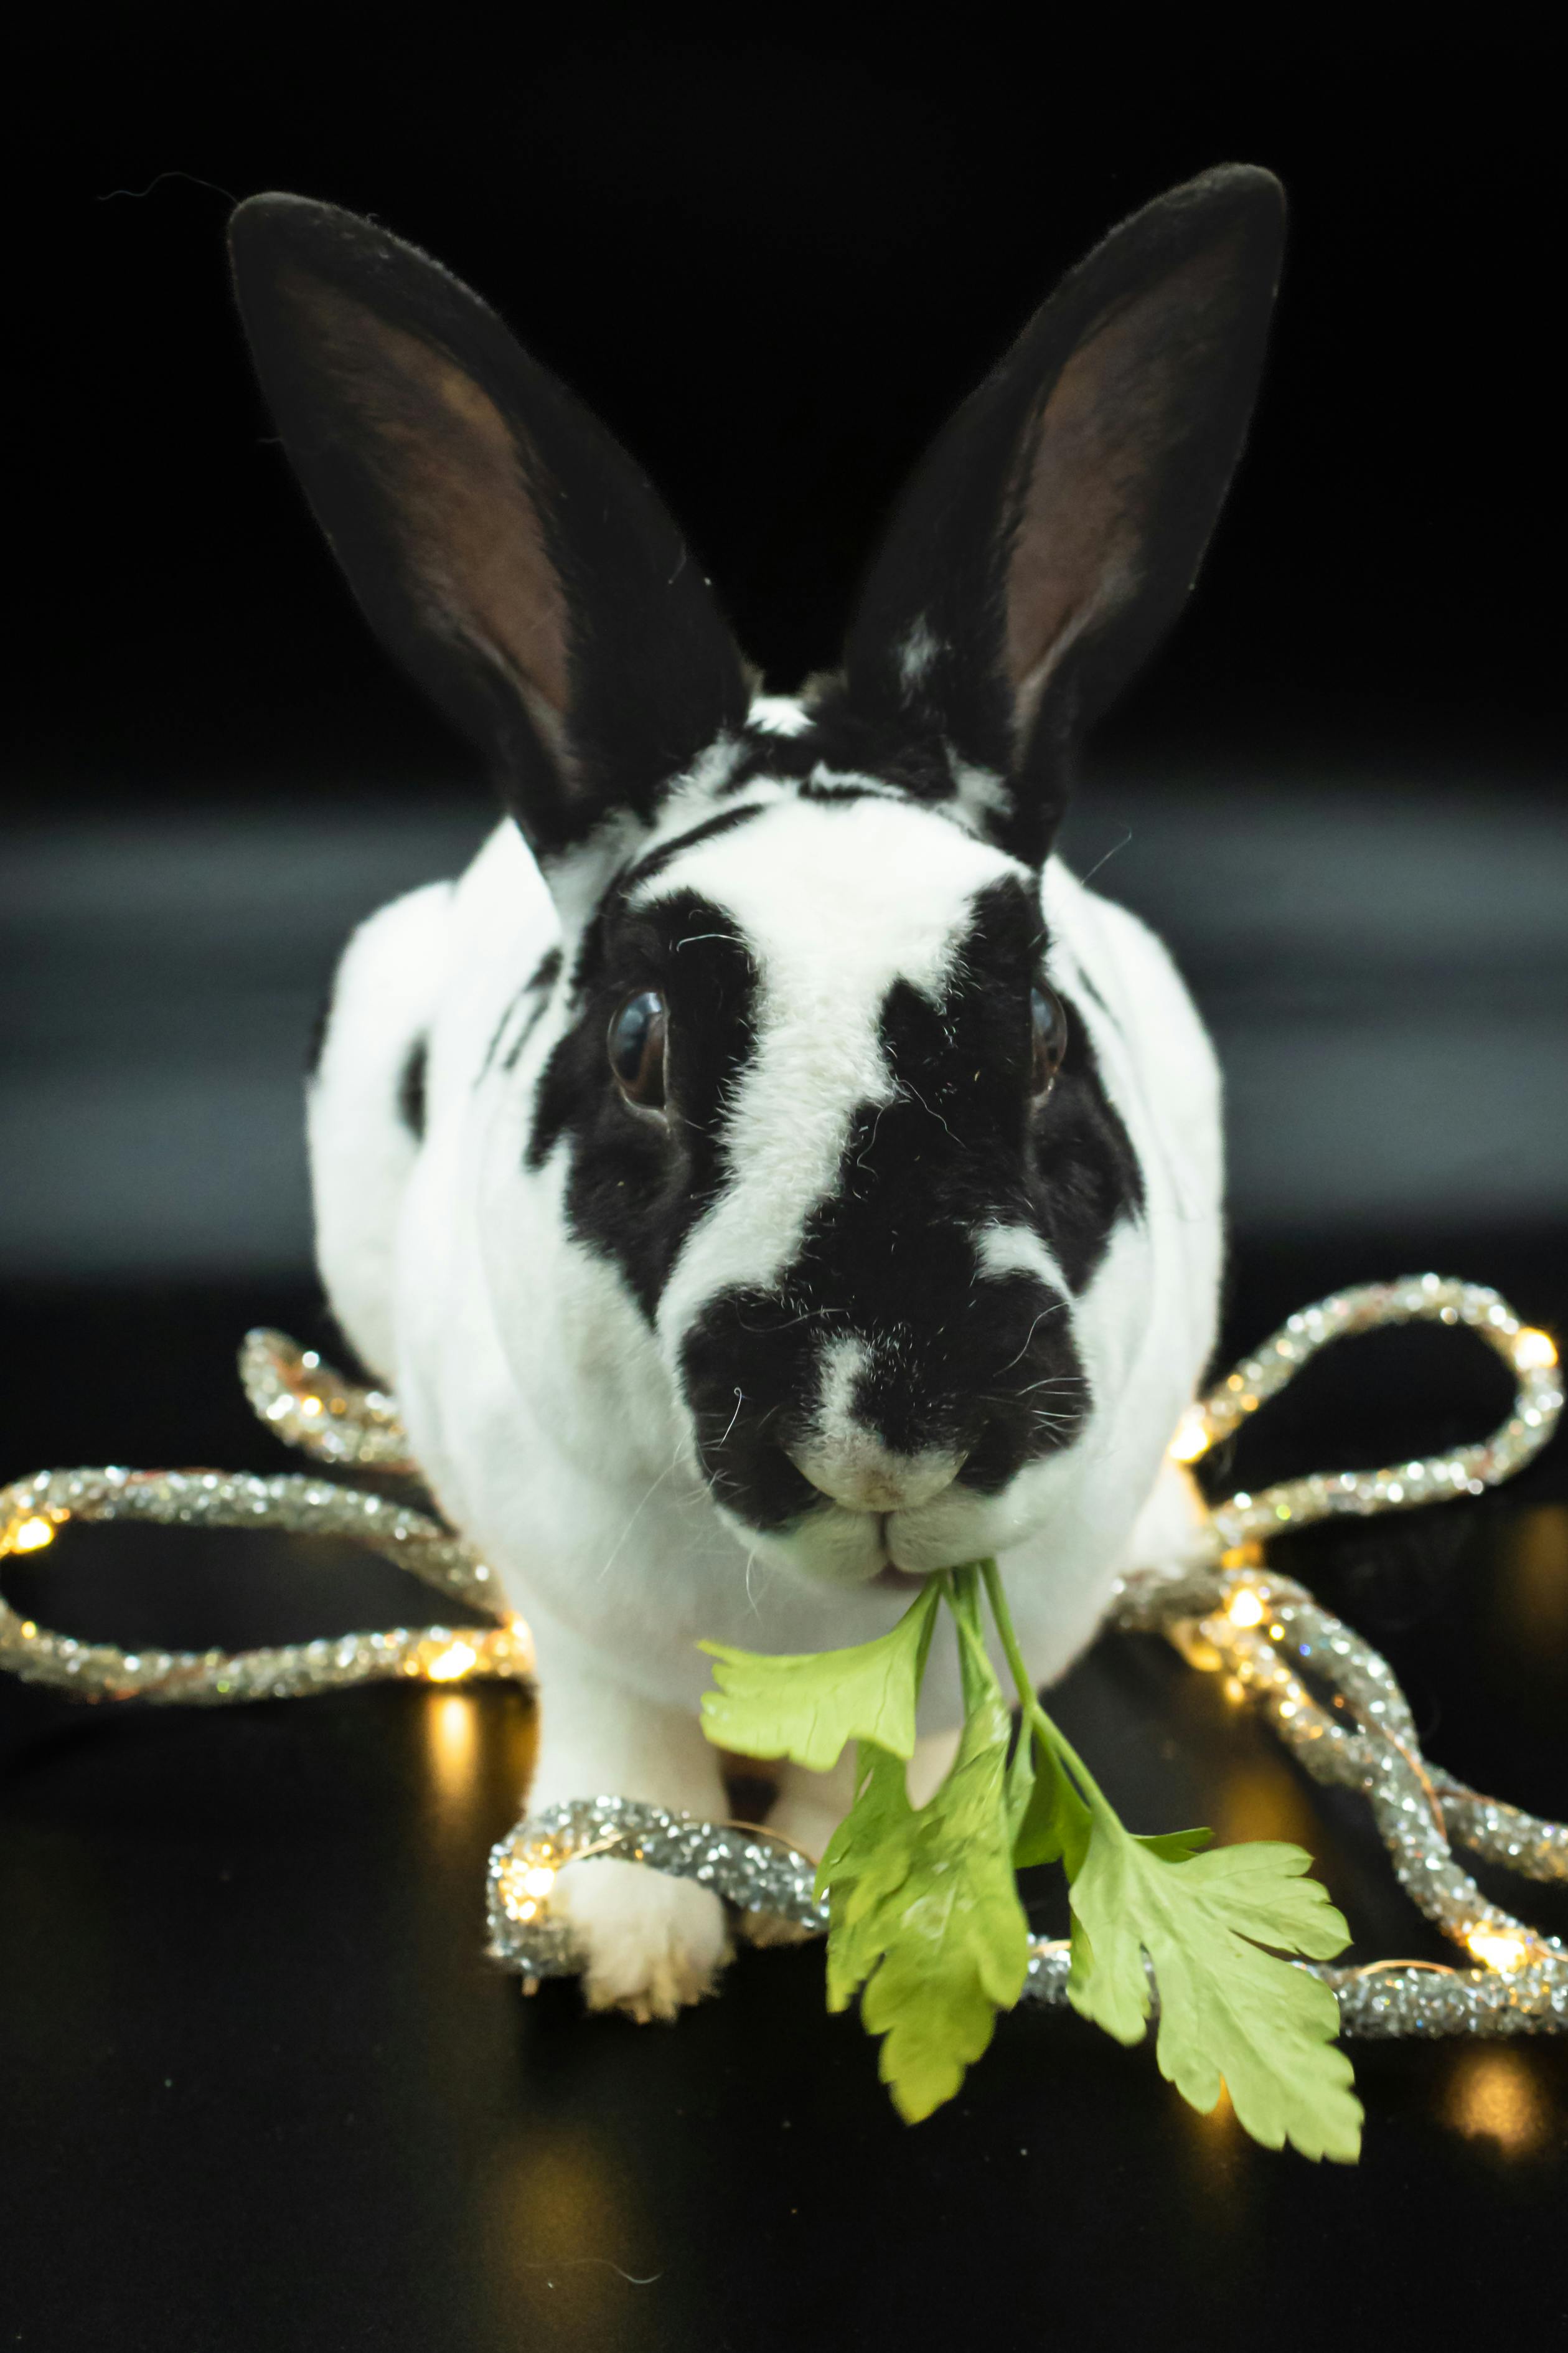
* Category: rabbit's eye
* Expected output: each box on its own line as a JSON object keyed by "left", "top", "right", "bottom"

{"left": 608, "top": 989, "right": 668, "bottom": 1110}
{"left": 1030, "top": 983, "right": 1068, "bottom": 1099}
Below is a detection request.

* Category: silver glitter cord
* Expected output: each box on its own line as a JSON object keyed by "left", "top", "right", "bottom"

{"left": 1, "top": 1282, "right": 1564, "bottom": 2041}
{"left": 0, "top": 1451, "right": 528, "bottom": 1704}
{"left": 239, "top": 1327, "right": 417, "bottom": 1473}
{"left": 1175, "top": 1273, "right": 1562, "bottom": 1558}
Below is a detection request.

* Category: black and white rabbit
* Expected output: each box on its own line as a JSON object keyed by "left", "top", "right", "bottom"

{"left": 230, "top": 166, "right": 1282, "bottom": 2019}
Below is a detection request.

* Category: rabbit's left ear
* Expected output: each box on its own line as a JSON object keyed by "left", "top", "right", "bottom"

{"left": 229, "top": 196, "right": 751, "bottom": 877}
{"left": 839, "top": 166, "right": 1285, "bottom": 865}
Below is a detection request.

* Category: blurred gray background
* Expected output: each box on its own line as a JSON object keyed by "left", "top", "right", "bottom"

{"left": 2, "top": 781, "right": 1562, "bottom": 1280}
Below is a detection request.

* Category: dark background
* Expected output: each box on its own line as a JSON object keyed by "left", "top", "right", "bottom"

{"left": 3, "top": 21, "right": 1568, "bottom": 2353}
{"left": 9, "top": 21, "right": 1568, "bottom": 809}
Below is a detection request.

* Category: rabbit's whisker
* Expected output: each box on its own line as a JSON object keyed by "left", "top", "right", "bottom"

{"left": 597, "top": 1439, "right": 689, "bottom": 1582}
{"left": 995, "top": 1301, "right": 1068, "bottom": 1377}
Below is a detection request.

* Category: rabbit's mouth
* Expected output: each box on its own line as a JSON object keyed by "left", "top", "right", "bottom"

{"left": 741, "top": 1476, "right": 1056, "bottom": 1591}
{"left": 873, "top": 1552, "right": 932, "bottom": 1593}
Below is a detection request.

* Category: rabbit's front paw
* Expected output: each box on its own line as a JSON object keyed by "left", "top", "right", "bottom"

{"left": 553, "top": 1856, "right": 731, "bottom": 2022}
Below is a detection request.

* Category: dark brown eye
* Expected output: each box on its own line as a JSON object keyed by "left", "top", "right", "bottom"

{"left": 1030, "top": 982, "right": 1068, "bottom": 1099}
{"left": 608, "top": 989, "right": 668, "bottom": 1110}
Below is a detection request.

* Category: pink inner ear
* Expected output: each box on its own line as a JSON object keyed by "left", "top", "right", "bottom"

{"left": 1003, "top": 235, "right": 1244, "bottom": 738}
{"left": 281, "top": 268, "right": 575, "bottom": 760}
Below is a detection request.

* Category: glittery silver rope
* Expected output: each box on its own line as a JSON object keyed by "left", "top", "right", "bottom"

{"left": 0, "top": 1455, "right": 528, "bottom": 1702}
{"left": 240, "top": 1327, "right": 417, "bottom": 1473}
{"left": 1172, "top": 1272, "right": 1562, "bottom": 1557}
{"left": 1, "top": 1281, "right": 1563, "bottom": 2041}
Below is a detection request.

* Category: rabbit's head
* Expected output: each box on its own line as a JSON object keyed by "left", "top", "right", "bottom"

{"left": 231, "top": 170, "right": 1282, "bottom": 1590}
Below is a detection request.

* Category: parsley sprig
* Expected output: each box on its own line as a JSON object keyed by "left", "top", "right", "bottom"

{"left": 700, "top": 1563, "right": 1363, "bottom": 2161}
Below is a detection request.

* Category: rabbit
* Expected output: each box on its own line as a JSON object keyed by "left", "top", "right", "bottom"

{"left": 228, "top": 163, "right": 1283, "bottom": 2022}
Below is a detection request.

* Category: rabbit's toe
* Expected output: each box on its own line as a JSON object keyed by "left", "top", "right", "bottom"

{"left": 553, "top": 1856, "right": 731, "bottom": 2022}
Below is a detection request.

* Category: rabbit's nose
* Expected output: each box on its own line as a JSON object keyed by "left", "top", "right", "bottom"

{"left": 786, "top": 1440, "right": 965, "bottom": 1515}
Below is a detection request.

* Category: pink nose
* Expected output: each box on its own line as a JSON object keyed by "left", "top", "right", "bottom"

{"left": 787, "top": 1442, "right": 964, "bottom": 1515}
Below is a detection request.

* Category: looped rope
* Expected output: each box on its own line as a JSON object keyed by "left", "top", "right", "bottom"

{"left": 1, "top": 1281, "right": 1563, "bottom": 2035}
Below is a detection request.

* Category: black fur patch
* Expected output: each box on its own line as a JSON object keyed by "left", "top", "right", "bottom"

{"left": 622, "top": 803, "right": 766, "bottom": 893}
{"left": 479, "top": 945, "right": 565, "bottom": 1080}
{"left": 678, "top": 875, "right": 1143, "bottom": 1530}
{"left": 1037, "top": 994, "right": 1144, "bottom": 1287}
{"left": 796, "top": 780, "right": 889, "bottom": 806}
{"left": 397, "top": 1035, "right": 428, "bottom": 1140}
{"left": 1071, "top": 964, "right": 1120, "bottom": 1035}
{"left": 500, "top": 946, "right": 563, "bottom": 1074}
{"left": 528, "top": 889, "right": 760, "bottom": 1320}
{"left": 721, "top": 694, "right": 962, "bottom": 811}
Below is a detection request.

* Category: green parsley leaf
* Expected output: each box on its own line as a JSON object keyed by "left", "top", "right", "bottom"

{"left": 818, "top": 1572, "right": 1031, "bottom": 2122}
{"left": 816, "top": 1740, "right": 921, "bottom": 2012}
{"left": 698, "top": 1579, "right": 939, "bottom": 1768}
{"left": 1066, "top": 1823, "right": 1363, "bottom": 2163}
{"left": 697, "top": 1552, "right": 1361, "bottom": 2157}
{"left": 1008, "top": 1725, "right": 1092, "bottom": 1874}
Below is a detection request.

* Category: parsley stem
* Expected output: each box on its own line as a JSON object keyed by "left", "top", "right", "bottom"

{"left": 977, "top": 1557, "right": 1115, "bottom": 1823}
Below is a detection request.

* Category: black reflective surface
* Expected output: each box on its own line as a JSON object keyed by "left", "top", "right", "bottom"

{"left": 2, "top": 1247, "right": 1567, "bottom": 2350}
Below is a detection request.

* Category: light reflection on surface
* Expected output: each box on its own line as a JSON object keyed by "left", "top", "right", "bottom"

{"left": 1445, "top": 2047, "right": 1549, "bottom": 2156}
{"left": 478, "top": 2128, "right": 660, "bottom": 2352}
{"left": 1173, "top": 2075, "right": 1260, "bottom": 2245}
{"left": 423, "top": 1692, "right": 479, "bottom": 1806}
{"left": 1211, "top": 1761, "right": 1324, "bottom": 1856}
{"left": 1192, "top": 2080, "right": 1235, "bottom": 2132}
{"left": 1492, "top": 1506, "right": 1568, "bottom": 1661}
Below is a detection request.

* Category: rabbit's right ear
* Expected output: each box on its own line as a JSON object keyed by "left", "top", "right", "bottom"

{"left": 838, "top": 166, "right": 1285, "bottom": 866}
{"left": 229, "top": 196, "right": 750, "bottom": 880}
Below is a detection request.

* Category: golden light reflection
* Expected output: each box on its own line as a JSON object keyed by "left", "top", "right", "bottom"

{"left": 425, "top": 1640, "right": 479, "bottom": 1682}
{"left": 1173, "top": 2075, "right": 1257, "bottom": 2220}
{"left": 497, "top": 1851, "right": 558, "bottom": 1923}
{"left": 1169, "top": 1405, "right": 1212, "bottom": 1464}
{"left": 1516, "top": 1328, "right": 1559, "bottom": 1371}
{"left": 1492, "top": 1506, "right": 1568, "bottom": 1659}
{"left": 1213, "top": 1761, "right": 1324, "bottom": 1854}
{"left": 11, "top": 1516, "right": 55, "bottom": 1553}
{"left": 1226, "top": 1587, "right": 1265, "bottom": 1629}
{"left": 1446, "top": 2047, "right": 1548, "bottom": 2156}
{"left": 1466, "top": 1928, "right": 1528, "bottom": 1973}
{"left": 425, "top": 1692, "right": 479, "bottom": 1801}
{"left": 477, "top": 2128, "right": 654, "bottom": 2350}
{"left": 1164, "top": 1618, "right": 1223, "bottom": 1673}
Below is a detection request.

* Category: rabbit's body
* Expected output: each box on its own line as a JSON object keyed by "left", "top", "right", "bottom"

{"left": 233, "top": 164, "right": 1283, "bottom": 2017}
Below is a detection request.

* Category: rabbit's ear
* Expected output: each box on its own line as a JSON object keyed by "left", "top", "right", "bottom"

{"left": 229, "top": 196, "right": 750, "bottom": 873}
{"left": 840, "top": 166, "right": 1284, "bottom": 865}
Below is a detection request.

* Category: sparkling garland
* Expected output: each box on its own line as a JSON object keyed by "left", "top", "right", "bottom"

{"left": 1, "top": 1281, "right": 1563, "bottom": 2040}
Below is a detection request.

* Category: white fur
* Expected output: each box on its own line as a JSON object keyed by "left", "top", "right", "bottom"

{"left": 746, "top": 694, "right": 814, "bottom": 737}
{"left": 308, "top": 788, "right": 1224, "bottom": 2017}
{"left": 946, "top": 756, "right": 1013, "bottom": 834}
{"left": 307, "top": 879, "right": 453, "bottom": 1379}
